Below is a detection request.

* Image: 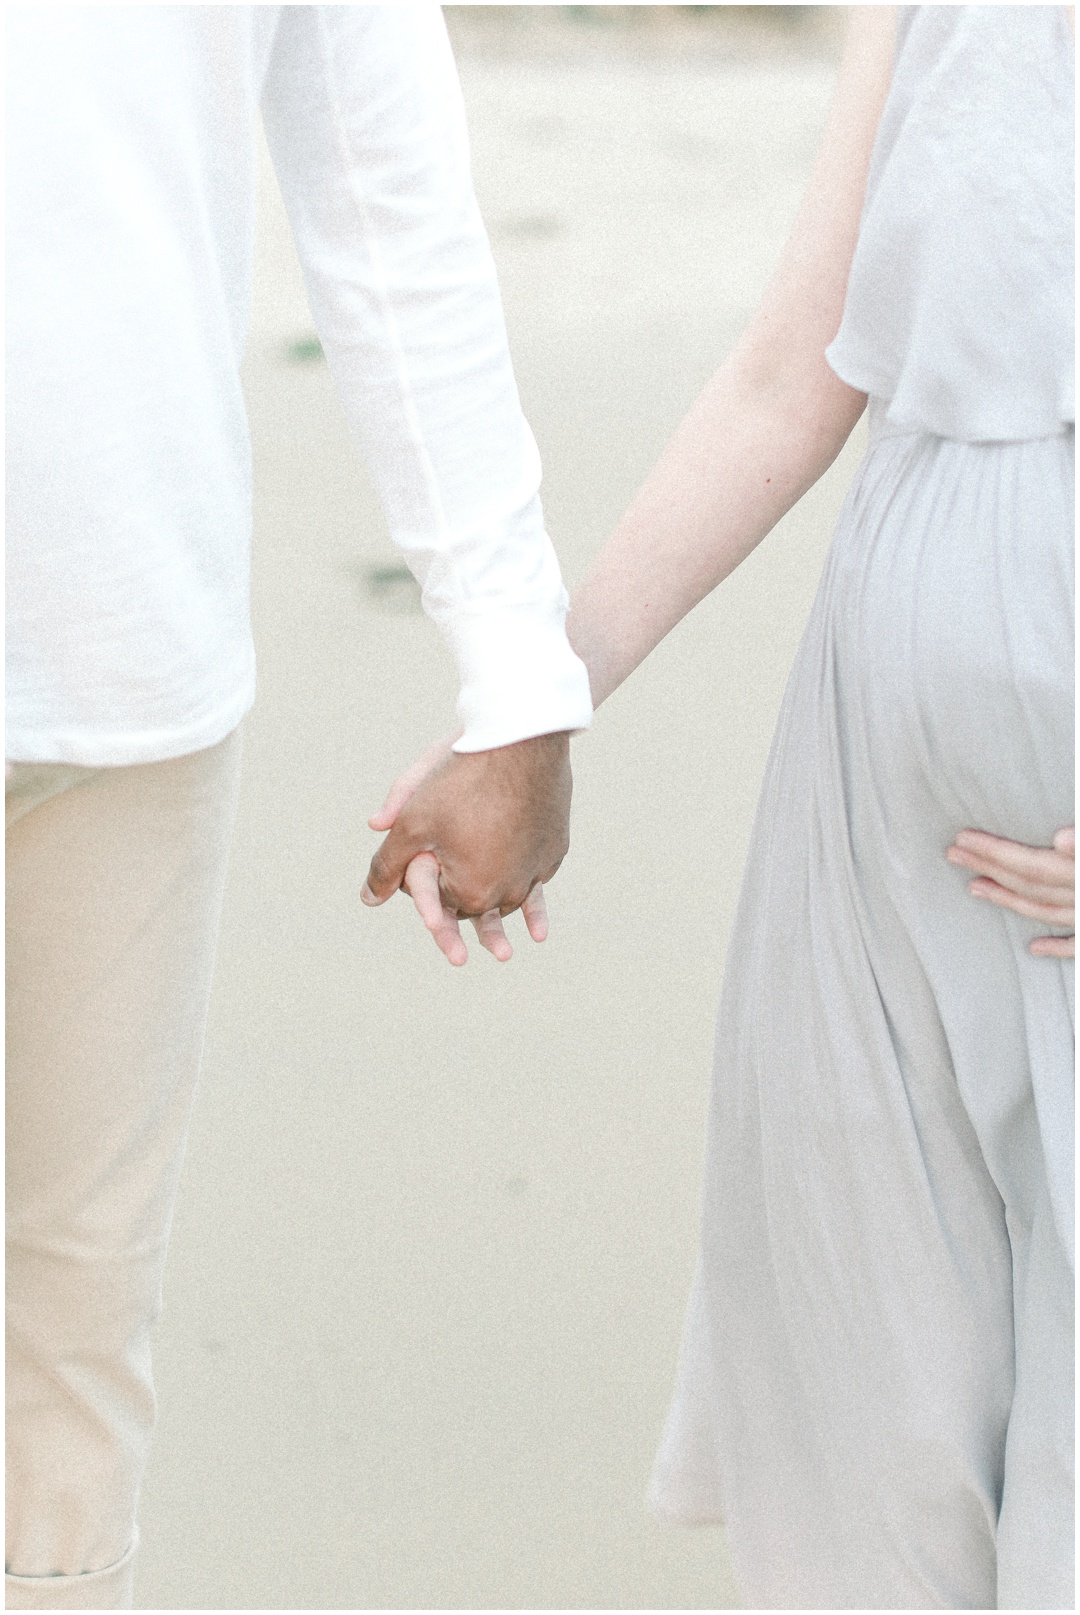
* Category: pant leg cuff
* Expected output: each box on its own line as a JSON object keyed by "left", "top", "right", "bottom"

{"left": 5, "top": 1539, "right": 136, "bottom": 1610}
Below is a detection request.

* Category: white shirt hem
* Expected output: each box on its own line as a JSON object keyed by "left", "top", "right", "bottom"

{"left": 5, "top": 678, "right": 255, "bottom": 769}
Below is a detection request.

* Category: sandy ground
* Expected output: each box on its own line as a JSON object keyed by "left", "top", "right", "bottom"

{"left": 135, "top": 13, "right": 863, "bottom": 1610}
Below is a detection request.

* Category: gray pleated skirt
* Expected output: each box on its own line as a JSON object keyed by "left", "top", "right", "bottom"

{"left": 650, "top": 403, "right": 1075, "bottom": 1611}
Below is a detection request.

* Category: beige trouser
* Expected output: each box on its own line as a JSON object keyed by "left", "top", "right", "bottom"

{"left": 6, "top": 730, "right": 242, "bottom": 1610}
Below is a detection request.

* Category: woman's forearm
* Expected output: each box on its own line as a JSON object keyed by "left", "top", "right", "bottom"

{"left": 566, "top": 355, "right": 865, "bottom": 709}
{"left": 566, "top": 4, "right": 895, "bottom": 711}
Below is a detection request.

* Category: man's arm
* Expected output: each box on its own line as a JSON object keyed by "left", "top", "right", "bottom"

{"left": 259, "top": 6, "right": 590, "bottom": 941}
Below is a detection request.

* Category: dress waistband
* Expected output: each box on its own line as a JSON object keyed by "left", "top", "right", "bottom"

{"left": 865, "top": 396, "right": 919, "bottom": 445}
{"left": 864, "top": 394, "right": 1075, "bottom": 448}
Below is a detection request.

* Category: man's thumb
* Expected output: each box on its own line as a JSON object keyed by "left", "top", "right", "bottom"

{"left": 363, "top": 827, "right": 416, "bottom": 906}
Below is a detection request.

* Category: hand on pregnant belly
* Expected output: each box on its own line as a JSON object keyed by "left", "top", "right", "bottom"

{"left": 947, "top": 826, "right": 1075, "bottom": 957}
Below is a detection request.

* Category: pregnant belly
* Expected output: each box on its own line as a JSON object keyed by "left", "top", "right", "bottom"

{"left": 827, "top": 426, "right": 1074, "bottom": 847}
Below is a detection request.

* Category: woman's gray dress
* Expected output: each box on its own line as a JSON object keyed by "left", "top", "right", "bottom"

{"left": 649, "top": 9, "right": 1074, "bottom": 1609}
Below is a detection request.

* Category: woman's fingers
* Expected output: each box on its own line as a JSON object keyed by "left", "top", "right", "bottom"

{"left": 521, "top": 882, "right": 549, "bottom": 943}
{"left": 468, "top": 887, "right": 552, "bottom": 959}
{"left": 367, "top": 733, "right": 458, "bottom": 832}
{"left": 966, "top": 876, "right": 1074, "bottom": 927}
{"left": 948, "top": 827, "right": 1075, "bottom": 958}
{"left": 1030, "top": 933, "right": 1076, "bottom": 959}
{"left": 947, "top": 828, "right": 1075, "bottom": 908}
{"left": 948, "top": 834, "right": 1072, "bottom": 897}
{"left": 472, "top": 908, "right": 513, "bottom": 961}
{"left": 393, "top": 861, "right": 550, "bottom": 967}
{"left": 403, "top": 852, "right": 467, "bottom": 966}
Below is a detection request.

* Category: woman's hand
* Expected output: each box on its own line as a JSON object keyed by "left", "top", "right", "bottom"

{"left": 366, "top": 730, "right": 550, "bottom": 966}
{"left": 947, "top": 826, "right": 1075, "bottom": 957}
{"left": 367, "top": 730, "right": 459, "bottom": 838}
{"left": 397, "top": 851, "right": 549, "bottom": 966}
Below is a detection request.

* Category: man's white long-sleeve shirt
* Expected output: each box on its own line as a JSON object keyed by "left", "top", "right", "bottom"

{"left": 6, "top": 5, "right": 593, "bottom": 765}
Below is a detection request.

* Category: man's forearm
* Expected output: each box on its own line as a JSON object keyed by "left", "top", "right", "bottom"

{"left": 262, "top": 6, "right": 591, "bottom": 754}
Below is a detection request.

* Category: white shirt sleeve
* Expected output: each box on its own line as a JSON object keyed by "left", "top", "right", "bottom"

{"left": 259, "top": 5, "right": 593, "bottom": 752}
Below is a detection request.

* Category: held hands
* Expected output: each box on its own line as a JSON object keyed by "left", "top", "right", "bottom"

{"left": 947, "top": 826, "right": 1075, "bottom": 957}
{"left": 361, "top": 730, "right": 572, "bottom": 966}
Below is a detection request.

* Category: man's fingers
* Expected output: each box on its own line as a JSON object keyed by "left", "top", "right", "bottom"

{"left": 1030, "top": 933, "right": 1076, "bottom": 959}
{"left": 472, "top": 908, "right": 513, "bottom": 962}
{"left": 1053, "top": 825, "right": 1075, "bottom": 858}
{"left": 362, "top": 824, "right": 421, "bottom": 906}
{"left": 404, "top": 854, "right": 468, "bottom": 966}
{"left": 522, "top": 883, "right": 549, "bottom": 943}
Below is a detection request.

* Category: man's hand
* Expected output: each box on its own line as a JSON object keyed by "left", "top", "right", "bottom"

{"left": 947, "top": 825, "right": 1075, "bottom": 958}
{"left": 361, "top": 731, "right": 572, "bottom": 965}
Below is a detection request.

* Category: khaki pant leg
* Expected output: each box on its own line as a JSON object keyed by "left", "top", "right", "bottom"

{"left": 6, "top": 731, "right": 242, "bottom": 1609}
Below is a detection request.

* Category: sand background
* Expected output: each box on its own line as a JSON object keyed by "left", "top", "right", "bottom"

{"left": 135, "top": 8, "right": 863, "bottom": 1608}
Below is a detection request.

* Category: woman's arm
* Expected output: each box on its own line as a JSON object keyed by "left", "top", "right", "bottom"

{"left": 566, "top": 6, "right": 896, "bottom": 708}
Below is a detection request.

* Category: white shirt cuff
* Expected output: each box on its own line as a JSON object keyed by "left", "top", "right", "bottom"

{"left": 448, "top": 601, "right": 594, "bottom": 753}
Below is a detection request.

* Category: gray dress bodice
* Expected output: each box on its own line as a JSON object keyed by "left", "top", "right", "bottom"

{"left": 826, "top": 5, "right": 1074, "bottom": 442}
